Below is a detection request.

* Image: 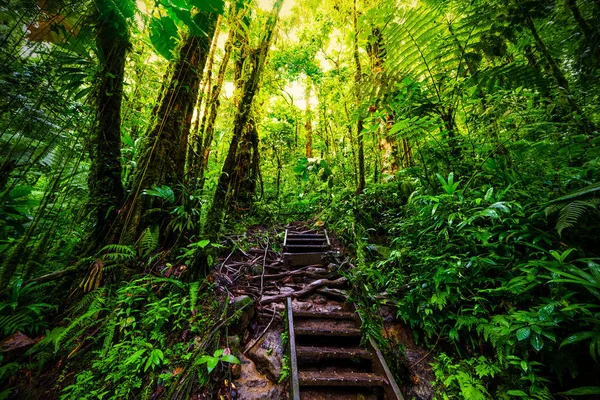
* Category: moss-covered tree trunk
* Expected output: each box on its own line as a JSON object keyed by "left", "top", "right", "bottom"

{"left": 186, "top": 15, "right": 221, "bottom": 181}
{"left": 353, "top": 0, "right": 365, "bottom": 195}
{"left": 121, "top": 13, "right": 218, "bottom": 243}
{"left": 305, "top": 81, "right": 313, "bottom": 158}
{"left": 565, "top": 0, "right": 599, "bottom": 64}
{"left": 86, "top": 0, "right": 130, "bottom": 251}
{"left": 206, "top": 0, "right": 283, "bottom": 238}
{"left": 231, "top": 118, "right": 260, "bottom": 208}
{"left": 193, "top": 7, "right": 240, "bottom": 192}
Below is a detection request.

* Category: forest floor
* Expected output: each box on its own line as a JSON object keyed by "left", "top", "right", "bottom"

{"left": 2, "top": 223, "right": 434, "bottom": 399}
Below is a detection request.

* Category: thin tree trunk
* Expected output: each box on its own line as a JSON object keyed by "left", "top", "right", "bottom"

{"left": 186, "top": 15, "right": 221, "bottom": 179}
{"left": 305, "top": 80, "right": 313, "bottom": 158}
{"left": 566, "top": 0, "right": 594, "bottom": 41}
{"left": 206, "top": 0, "right": 283, "bottom": 238}
{"left": 86, "top": 0, "right": 129, "bottom": 251}
{"left": 526, "top": 16, "right": 571, "bottom": 91}
{"left": 525, "top": 16, "right": 587, "bottom": 121}
{"left": 565, "top": 0, "right": 600, "bottom": 64}
{"left": 195, "top": 17, "right": 237, "bottom": 190}
{"left": 353, "top": 0, "right": 365, "bottom": 194}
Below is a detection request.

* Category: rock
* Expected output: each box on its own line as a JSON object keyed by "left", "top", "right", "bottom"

{"left": 230, "top": 295, "right": 255, "bottom": 334}
{"left": 247, "top": 328, "right": 285, "bottom": 381}
{"left": 228, "top": 335, "right": 241, "bottom": 354}
{"left": 234, "top": 354, "right": 284, "bottom": 400}
{"left": 231, "top": 363, "right": 242, "bottom": 379}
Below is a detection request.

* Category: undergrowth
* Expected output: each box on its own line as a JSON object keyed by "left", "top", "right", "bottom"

{"left": 324, "top": 163, "right": 600, "bottom": 399}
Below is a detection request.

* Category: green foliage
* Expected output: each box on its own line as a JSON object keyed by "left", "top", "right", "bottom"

{"left": 195, "top": 348, "right": 240, "bottom": 374}
{"left": 149, "top": 16, "right": 181, "bottom": 60}
{"left": 327, "top": 168, "right": 600, "bottom": 396}
{"left": 44, "top": 276, "right": 221, "bottom": 399}
{"left": 545, "top": 182, "right": 600, "bottom": 235}
{"left": 0, "top": 279, "right": 55, "bottom": 337}
{"left": 149, "top": 0, "right": 225, "bottom": 59}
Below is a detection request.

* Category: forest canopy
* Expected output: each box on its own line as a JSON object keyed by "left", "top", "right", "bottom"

{"left": 1, "top": 0, "right": 600, "bottom": 398}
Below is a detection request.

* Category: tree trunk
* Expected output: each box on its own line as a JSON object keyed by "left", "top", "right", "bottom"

{"left": 194, "top": 12, "right": 238, "bottom": 191}
{"left": 565, "top": 0, "right": 600, "bottom": 64}
{"left": 526, "top": 16, "right": 571, "bottom": 92}
{"left": 121, "top": 13, "right": 218, "bottom": 243}
{"left": 566, "top": 0, "right": 594, "bottom": 41}
{"left": 206, "top": 0, "right": 283, "bottom": 238}
{"left": 86, "top": 0, "right": 129, "bottom": 251}
{"left": 231, "top": 118, "right": 260, "bottom": 208}
{"left": 186, "top": 15, "right": 222, "bottom": 180}
{"left": 353, "top": 0, "right": 365, "bottom": 195}
{"left": 525, "top": 16, "right": 586, "bottom": 120}
{"left": 305, "top": 81, "right": 313, "bottom": 158}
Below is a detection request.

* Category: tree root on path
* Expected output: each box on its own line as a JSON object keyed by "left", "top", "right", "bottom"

{"left": 259, "top": 277, "right": 347, "bottom": 305}
{"left": 250, "top": 266, "right": 328, "bottom": 281}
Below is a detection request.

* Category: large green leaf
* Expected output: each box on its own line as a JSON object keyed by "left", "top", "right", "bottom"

{"left": 149, "top": 16, "right": 180, "bottom": 60}
{"left": 170, "top": 6, "right": 205, "bottom": 36}
{"left": 530, "top": 334, "right": 544, "bottom": 352}
{"left": 559, "top": 387, "right": 600, "bottom": 396}
{"left": 560, "top": 331, "right": 598, "bottom": 347}
{"left": 189, "top": 0, "right": 224, "bottom": 14}
{"left": 516, "top": 327, "right": 530, "bottom": 341}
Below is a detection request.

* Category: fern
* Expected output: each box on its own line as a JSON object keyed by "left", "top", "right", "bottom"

{"left": 101, "top": 315, "right": 118, "bottom": 357}
{"left": 97, "top": 244, "right": 136, "bottom": 262}
{"left": 50, "top": 288, "right": 108, "bottom": 352}
{"left": 189, "top": 281, "right": 200, "bottom": 313}
{"left": 137, "top": 225, "right": 159, "bottom": 256}
{"left": 549, "top": 182, "right": 600, "bottom": 203}
{"left": 545, "top": 182, "right": 600, "bottom": 235}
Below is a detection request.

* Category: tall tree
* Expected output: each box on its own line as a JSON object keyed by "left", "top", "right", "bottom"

{"left": 353, "top": 0, "right": 366, "bottom": 194}
{"left": 206, "top": 0, "right": 284, "bottom": 236}
{"left": 86, "top": 0, "right": 134, "bottom": 250}
{"left": 121, "top": 9, "right": 220, "bottom": 243}
{"left": 193, "top": 2, "right": 245, "bottom": 192}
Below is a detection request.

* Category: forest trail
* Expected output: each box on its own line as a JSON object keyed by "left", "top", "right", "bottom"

{"left": 223, "top": 224, "right": 429, "bottom": 400}
{"left": 283, "top": 228, "right": 402, "bottom": 400}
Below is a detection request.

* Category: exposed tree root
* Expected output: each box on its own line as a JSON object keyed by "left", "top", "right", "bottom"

{"left": 259, "top": 277, "right": 347, "bottom": 305}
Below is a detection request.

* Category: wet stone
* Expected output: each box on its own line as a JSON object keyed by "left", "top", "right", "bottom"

{"left": 247, "top": 328, "right": 285, "bottom": 381}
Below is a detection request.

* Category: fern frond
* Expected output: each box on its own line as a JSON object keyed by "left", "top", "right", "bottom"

{"left": 101, "top": 315, "right": 118, "bottom": 357}
{"left": 137, "top": 225, "right": 159, "bottom": 256}
{"left": 549, "top": 182, "right": 600, "bottom": 203}
{"left": 189, "top": 281, "right": 200, "bottom": 313}
{"left": 97, "top": 244, "right": 136, "bottom": 262}
{"left": 554, "top": 199, "right": 599, "bottom": 235}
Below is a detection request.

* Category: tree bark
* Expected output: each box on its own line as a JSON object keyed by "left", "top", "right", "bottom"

{"left": 194, "top": 12, "right": 238, "bottom": 191}
{"left": 566, "top": 0, "right": 594, "bottom": 42}
{"left": 565, "top": 0, "right": 600, "bottom": 64}
{"left": 186, "top": 15, "right": 222, "bottom": 180}
{"left": 526, "top": 16, "right": 571, "bottom": 92}
{"left": 86, "top": 0, "right": 129, "bottom": 250}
